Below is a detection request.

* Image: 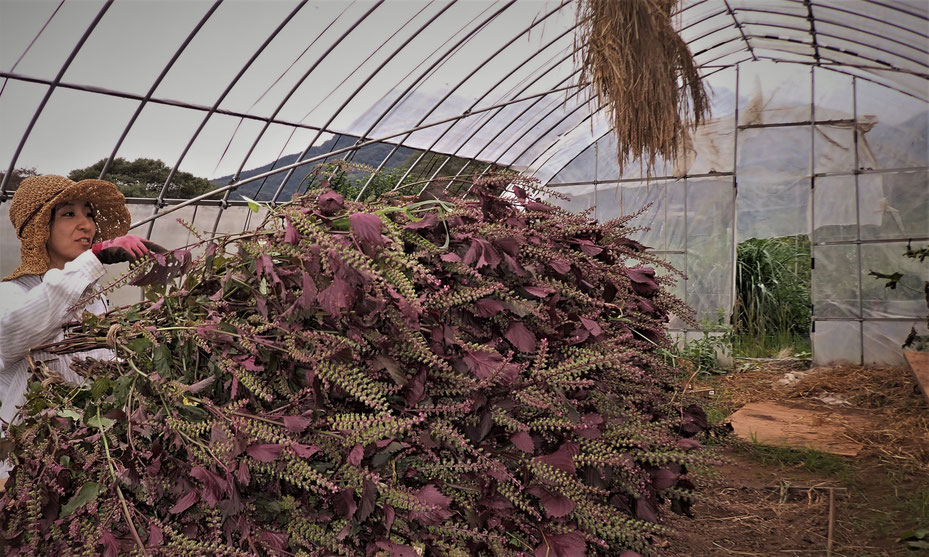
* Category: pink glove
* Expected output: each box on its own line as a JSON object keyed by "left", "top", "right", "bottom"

{"left": 92, "top": 235, "right": 166, "bottom": 264}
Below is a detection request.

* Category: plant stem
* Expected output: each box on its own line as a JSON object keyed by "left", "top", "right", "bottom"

{"left": 97, "top": 408, "right": 148, "bottom": 555}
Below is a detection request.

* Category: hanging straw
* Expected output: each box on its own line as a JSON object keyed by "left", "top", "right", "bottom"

{"left": 575, "top": 0, "right": 710, "bottom": 176}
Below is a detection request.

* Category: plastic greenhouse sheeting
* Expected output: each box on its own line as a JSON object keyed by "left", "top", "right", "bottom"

{"left": 546, "top": 58, "right": 926, "bottom": 365}
{"left": 1, "top": 0, "right": 927, "bottom": 365}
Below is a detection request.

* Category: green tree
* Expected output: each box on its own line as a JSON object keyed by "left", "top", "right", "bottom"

{"left": 68, "top": 158, "right": 219, "bottom": 199}
{"left": 0, "top": 167, "right": 39, "bottom": 195}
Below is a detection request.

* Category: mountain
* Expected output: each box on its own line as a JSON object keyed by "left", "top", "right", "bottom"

{"left": 212, "top": 135, "right": 418, "bottom": 202}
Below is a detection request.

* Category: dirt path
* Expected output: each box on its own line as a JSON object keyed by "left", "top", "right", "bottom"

{"left": 662, "top": 363, "right": 929, "bottom": 557}
{"left": 664, "top": 447, "right": 926, "bottom": 556}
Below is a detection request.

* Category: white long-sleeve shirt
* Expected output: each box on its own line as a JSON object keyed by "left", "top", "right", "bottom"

{"left": 0, "top": 249, "right": 114, "bottom": 477}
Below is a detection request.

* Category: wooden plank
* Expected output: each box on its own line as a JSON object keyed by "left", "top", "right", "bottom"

{"left": 728, "top": 400, "right": 869, "bottom": 456}
{"left": 905, "top": 350, "right": 929, "bottom": 405}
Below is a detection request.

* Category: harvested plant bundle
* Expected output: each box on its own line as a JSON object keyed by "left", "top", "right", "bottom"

{"left": 575, "top": 0, "right": 709, "bottom": 175}
{"left": 0, "top": 174, "right": 709, "bottom": 556}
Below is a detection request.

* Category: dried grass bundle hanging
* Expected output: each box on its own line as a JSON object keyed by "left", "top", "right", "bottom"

{"left": 576, "top": 0, "right": 710, "bottom": 176}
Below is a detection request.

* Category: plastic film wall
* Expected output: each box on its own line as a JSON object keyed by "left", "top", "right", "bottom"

{"left": 545, "top": 61, "right": 929, "bottom": 366}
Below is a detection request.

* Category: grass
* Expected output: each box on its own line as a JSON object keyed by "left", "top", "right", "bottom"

{"left": 743, "top": 438, "right": 853, "bottom": 477}
{"left": 733, "top": 235, "right": 811, "bottom": 358}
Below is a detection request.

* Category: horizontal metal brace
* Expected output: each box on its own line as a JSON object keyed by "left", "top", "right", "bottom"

{"left": 738, "top": 118, "right": 855, "bottom": 130}
{"left": 124, "top": 197, "right": 252, "bottom": 207}
{"left": 0, "top": 71, "right": 328, "bottom": 134}
{"left": 812, "top": 236, "right": 929, "bottom": 247}
{"left": 813, "top": 316, "right": 928, "bottom": 322}
{"left": 547, "top": 171, "right": 735, "bottom": 188}
{"left": 813, "top": 166, "right": 929, "bottom": 178}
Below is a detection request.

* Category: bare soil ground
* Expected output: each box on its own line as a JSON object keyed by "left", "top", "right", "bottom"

{"left": 663, "top": 361, "right": 929, "bottom": 557}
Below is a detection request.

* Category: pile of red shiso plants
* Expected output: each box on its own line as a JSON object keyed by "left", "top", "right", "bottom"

{"left": 0, "top": 174, "right": 710, "bottom": 556}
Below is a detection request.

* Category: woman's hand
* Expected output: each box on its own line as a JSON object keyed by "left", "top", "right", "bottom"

{"left": 91, "top": 235, "right": 166, "bottom": 264}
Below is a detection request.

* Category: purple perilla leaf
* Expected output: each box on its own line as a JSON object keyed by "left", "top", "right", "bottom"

{"left": 375, "top": 540, "right": 418, "bottom": 557}
{"left": 349, "top": 212, "right": 386, "bottom": 247}
{"left": 191, "top": 466, "right": 227, "bottom": 506}
{"left": 298, "top": 272, "right": 318, "bottom": 310}
{"left": 169, "top": 490, "right": 199, "bottom": 514}
{"left": 494, "top": 237, "right": 521, "bottom": 256}
{"left": 410, "top": 485, "right": 453, "bottom": 525}
{"left": 578, "top": 316, "right": 603, "bottom": 337}
{"left": 463, "top": 238, "right": 501, "bottom": 269}
{"left": 533, "top": 531, "right": 586, "bottom": 557}
{"left": 463, "top": 348, "right": 505, "bottom": 380}
{"left": 292, "top": 443, "right": 319, "bottom": 458}
{"left": 464, "top": 409, "right": 493, "bottom": 444}
{"left": 236, "top": 461, "right": 250, "bottom": 485}
{"left": 571, "top": 238, "right": 603, "bottom": 256}
{"left": 636, "top": 497, "right": 659, "bottom": 522}
{"left": 147, "top": 521, "right": 163, "bottom": 547}
{"left": 505, "top": 320, "right": 537, "bottom": 353}
{"left": 504, "top": 253, "right": 527, "bottom": 276}
{"left": 260, "top": 531, "right": 288, "bottom": 552}
{"left": 677, "top": 438, "right": 702, "bottom": 450}
{"left": 146, "top": 296, "right": 165, "bottom": 313}
{"left": 681, "top": 404, "right": 708, "bottom": 435}
{"left": 548, "top": 259, "right": 571, "bottom": 275}
{"left": 574, "top": 413, "right": 604, "bottom": 439}
{"left": 626, "top": 267, "right": 660, "bottom": 296}
{"left": 283, "top": 414, "right": 311, "bottom": 433}
{"left": 101, "top": 530, "right": 119, "bottom": 557}
{"left": 188, "top": 376, "right": 215, "bottom": 394}
{"left": 524, "top": 285, "right": 555, "bottom": 298}
{"left": 526, "top": 200, "right": 553, "bottom": 213}
{"left": 404, "top": 211, "right": 438, "bottom": 230}
{"left": 246, "top": 443, "right": 283, "bottom": 462}
{"left": 511, "top": 431, "right": 535, "bottom": 453}
{"left": 237, "top": 355, "right": 264, "bottom": 372}
{"left": 649, "top": 464, "right": 681, "bottom": 490}
{"left": 474, "top": 297, "right": 505, "bottom": 317}
{"left": 406, "top": 368, "right": 427, "bottom": 405}
{"left": 317, "top": 189, "right": 344, "bottom": 215}
{"left": 612, "top": 236, "right": 646, "bottom": 252}
{"left": 318, "top": 275, "right": 355, "bottom": 315}
{"left": 334, "top": 489, "right": 357, "bottom": 519}
{"left": 284, "top": 221, "right": 300, "bottom": 244}
{"left": 358, "top": 479, "right": 378, "bottom": 522}
{"left": 535, "top": 441, "right": 579, "bottom": 475}
{"left": 347, "top": 444, "right": 364, "bottom": 466}
{"left": 527, "top": 485, "right": 576, "bottom": 518}
{"left": 638, "top": 297, "right": 658, "bottom": 315}
{"left": 256, "top": 254, "right": 283, "bottom": 287}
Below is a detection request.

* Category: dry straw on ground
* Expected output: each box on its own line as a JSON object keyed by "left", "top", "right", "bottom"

{"left": 785, "top": 365, "right": 929, "bottom": 471}
{"left": 698, "top": 363, "right": 929, "bottom": 473}
{"left": 575, "top": 0, "right": 709, "bottom": 175}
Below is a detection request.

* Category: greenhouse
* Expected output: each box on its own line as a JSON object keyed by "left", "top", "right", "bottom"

{"left": 0, "top": 1, "right": 927, "bottom": 556}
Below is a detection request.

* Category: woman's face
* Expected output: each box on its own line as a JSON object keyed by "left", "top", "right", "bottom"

{"left": 47, "top": 200, "right": 96, "bottom": 270}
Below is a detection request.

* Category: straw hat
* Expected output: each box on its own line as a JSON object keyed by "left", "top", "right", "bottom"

{"left": 4, "top": 175, "right": 131, "bottom": 281}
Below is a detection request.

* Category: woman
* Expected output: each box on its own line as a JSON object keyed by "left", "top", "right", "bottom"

{"left": 0, "top": 175, "right": 159, "bottom": 478}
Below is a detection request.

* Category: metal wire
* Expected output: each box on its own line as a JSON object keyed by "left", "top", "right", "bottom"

{"left": 269, "top": 1, "right": 458, "bottom": 205}
{"left": 126, "top": 82, "right": 585, "bottom": 230}
{"left": 0, "top": 0, "right": 114, "bottom": 199}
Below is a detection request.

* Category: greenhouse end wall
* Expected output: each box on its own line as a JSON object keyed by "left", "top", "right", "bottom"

{"left": 545, "top": 62, "right": 928, "bottom": 366}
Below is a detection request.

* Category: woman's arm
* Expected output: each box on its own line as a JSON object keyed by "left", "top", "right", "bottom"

{"left": 0, "top": 250, "right": 105, "bottom": 368}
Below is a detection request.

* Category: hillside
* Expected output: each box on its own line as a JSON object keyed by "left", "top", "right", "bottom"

{"left": 212, "top": 136, "right": 418, "bottom": 201}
